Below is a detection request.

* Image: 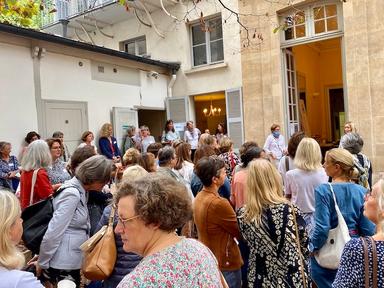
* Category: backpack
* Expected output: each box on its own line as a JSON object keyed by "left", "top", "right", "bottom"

{"left": 353, "top": 153, "right": 370, "bottom": 190}
{"left": 21, "top": 185, "right": 73, "bottom": 255}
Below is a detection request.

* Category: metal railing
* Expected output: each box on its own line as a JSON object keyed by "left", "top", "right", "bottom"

{"left": 41, "top": 0, "right": 116, "bottom": 27}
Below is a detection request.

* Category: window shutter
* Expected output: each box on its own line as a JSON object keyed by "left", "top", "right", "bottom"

{"left": 225, "top": 88, "right": 244, "bottom": 150}
{"left": 166, "top": 97, "right": 189, "bottom": 139}
{"left": 112, "top": 107, "right": 138, "bottom": 151}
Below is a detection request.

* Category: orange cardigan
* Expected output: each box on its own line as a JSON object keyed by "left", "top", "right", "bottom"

{"left": 194, "top": 189, "right": 243, "bottom": 271}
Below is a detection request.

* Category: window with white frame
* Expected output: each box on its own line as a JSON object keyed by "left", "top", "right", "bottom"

{"left": 121, "top": 36, "right": 147, "bottom": 56}
{"left": 190, "top": 16, "right": 224, "bottom": 67}
{"left": 280, "top": 1, "right": 342, "bottom": 43}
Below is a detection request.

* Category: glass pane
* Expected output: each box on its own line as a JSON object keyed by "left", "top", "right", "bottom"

{"left": 289, "top": 105, "right": 293, "bottom": 120}
{"left": 126, "top": 42, "right": 135, "bottom": 54}
{"left": 209, "top": 18, "right": 223, "bottom": 41}
{"left": 286, "top": 53, "right": 290, "bottom": 69}
{"left": 287, "top": 71, "right": 291, "bottom": 87}
{"left": 288, "top": 88, "right": 292, "bottom": 103}
{"left": 326, "top": 4, "right": 337, "bottom": 17}
{"left": 285, "top": 27, "right": 293, "bottom": 40}
{"left": 291, "top": 72, "right": 295, "bottom": 87}
{"left": 192, "top": 25, "right": 206, "bottom": 45}
{"left": 313, "top": 6, "right": 325, "bottom": 20}
{"left": 137, "top": 39, "right": 146, "bottom": 55}
{"left": 210, "top": 39, "right": 224, "bottom": 62}
{"left": 315, "top": 20, "right": 325, "bottom": 34}
{"left": 295, "top": 25, "right": 306, "bottom": 38}
{"left": 295, "top": 11, "right": 305, "bottom": 25}
{"left": 327, "top": 17, "right": 338, "bottom": 31}
{"left": 193, "top": 45, "right": 207, "bottom": 66}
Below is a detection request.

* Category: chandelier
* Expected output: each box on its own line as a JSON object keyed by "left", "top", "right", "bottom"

{"left": 203, "top": 98, "right": 221, "bottom": 117}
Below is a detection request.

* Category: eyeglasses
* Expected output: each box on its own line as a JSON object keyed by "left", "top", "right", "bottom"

{"left": 117, "top": 215, "right": 140, "bottom": 229}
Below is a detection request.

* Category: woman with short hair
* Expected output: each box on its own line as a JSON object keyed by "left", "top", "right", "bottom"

{"left": 114, "top": 174, "right": 222, "bottom": 287}
{"left": 284, "top": 137, "right": 328, "bottom": 235}
{"left": 20, "top": 140, "right": 53, "bottom": 210}
{"left": 122, "top": 148, "right": 141, "bottom": 167}
{"left": 237, "top": 159, "right": 310, "bottom": 287}
{"left": 333, "top": 179, "right": 384, "bottom": 287}
{"left": 46, "top": 138, "right": 71, "bottom": 187}
{"left": 310, "top": 148, "right": 375, "bottom": 287}
{"left": 0, "top": 189, "right": 43, "bottom": 288}
{"left": 37, "top": 155, "right": 113, "bottom": 287}
{"left": 122, "top": 126, "right": 136, "bottom": 155}
{"left": 79, "top": 130, "right": 98, "bottom": 153}
{"left": 194, "top": 156, "right": 243, "bottom": 287}
{"left": 137, "top": 152, "right": 157, "bottom": 173}
{"left": 263, "top": 123, "right": 287, "bottom": 167}
{"left": 218, "top": 136, "right": 240, "bottom": 183}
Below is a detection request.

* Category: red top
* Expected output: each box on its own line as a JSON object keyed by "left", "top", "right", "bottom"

{"left": 20, "top": 169, "right": 53, "bottom": 210}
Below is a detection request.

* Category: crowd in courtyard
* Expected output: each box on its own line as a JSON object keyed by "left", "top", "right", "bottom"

{"left": 0, "top": 119, "right": 383, "bottom": 288}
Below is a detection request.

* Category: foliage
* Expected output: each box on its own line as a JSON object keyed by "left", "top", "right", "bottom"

{"left": 0, "top": 0, "right": 54, "bottom": 28}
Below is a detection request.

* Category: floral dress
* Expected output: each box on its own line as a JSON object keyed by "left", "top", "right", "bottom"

{"left": 237, "top": 203, "right": 310, "bottom": 287}
{"left": 47, "top": 159, "right": 71, "bottom": 185}
{"left": 117, "top": 238, "right": 222, "bottom": 287}
{"left": 218, "top": 151, "right": 240, "bottom": 183}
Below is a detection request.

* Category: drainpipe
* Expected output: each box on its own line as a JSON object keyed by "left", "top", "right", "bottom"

{"left": 167, "top": 71, "right": 177, "bottom": 98}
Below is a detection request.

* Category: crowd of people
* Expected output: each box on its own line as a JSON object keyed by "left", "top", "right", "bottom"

{"left": 0, "top": 120, "right": 381, "bottom": 288}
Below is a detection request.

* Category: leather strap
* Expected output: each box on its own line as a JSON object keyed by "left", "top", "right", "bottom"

{"left": 290, "top": 203, "right": 307, "bottom": 287}
{"left": 361, "top": 237, "right": 369, "bottom": 288}
{"left": 370, "top": 237, "right": 378, "bottom": 288}
{"left": 29, "top": 168, "right": 40, "bottom": 206}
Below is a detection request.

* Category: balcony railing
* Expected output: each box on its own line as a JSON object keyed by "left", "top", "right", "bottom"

{"left": 41, "top": 0, "right": 116, "bottom": 27}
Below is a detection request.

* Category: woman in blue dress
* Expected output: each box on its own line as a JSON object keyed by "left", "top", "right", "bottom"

{"left": 333, "top": 179, "right": 384, "bottom": 287}
{"left": 310, "top": 148, "right": 375, "bottom": 287}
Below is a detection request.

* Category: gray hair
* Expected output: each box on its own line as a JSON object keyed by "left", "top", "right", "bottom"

{"left": 0, "top": 142, "right": 11, "bottom": 155}
{"left": 21, "top": 140, "right": 51, "bottom": 171}
{"left": 340, "top": 133, "right": 363, "bottom": 154}
{"left": 75, "top": 155, "right": 113, "bottom": 185}
{"left": 158, "top": 146, "right": 175, "bottom": 166}
{"left": 52, "top": 131, "right": 63, "bottom": 138}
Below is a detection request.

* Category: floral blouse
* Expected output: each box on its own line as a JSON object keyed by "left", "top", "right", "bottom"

{"left": 218, "top": 151, "right": 240, "bottom": 183}
{"left": 237, "top": 203, "right": 310, "bottom": 287}
{"left": 117, "top": 238, "right": 222, "bottom": 288}
{"left": 47, "top": 159, "right": 71, "bottom": 185}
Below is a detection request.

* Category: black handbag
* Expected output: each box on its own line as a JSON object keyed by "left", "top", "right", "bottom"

{"left": 21, "top": 171, "right": 70, "bottom": 254}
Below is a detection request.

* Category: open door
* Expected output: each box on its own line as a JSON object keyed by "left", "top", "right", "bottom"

{"left": 283, "top": 49, "right": 300, "bottom": 137}
{"left": 225, "top": 88, "right": 244, "bottom": 150}
{"left": 166, "top": 97, "right": 189, "bottom": 140}
{"left": 112, "top": 107, "right": 138, "bottom": 151}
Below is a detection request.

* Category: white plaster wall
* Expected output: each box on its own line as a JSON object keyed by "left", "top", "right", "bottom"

{"left": 0, "top": 43, "right": 38, "bottom": 154}
{"left": 82, "top": 0, "right": 243, "bottom": 97}
{"left": 40, "top": 52, "right": 168, "bottom": 136}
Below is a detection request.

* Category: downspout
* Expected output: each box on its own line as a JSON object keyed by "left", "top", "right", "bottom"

{"left": 167, "top": 71, "right": 177, "bottom": 98}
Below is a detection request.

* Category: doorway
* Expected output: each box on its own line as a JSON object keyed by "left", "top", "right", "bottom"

{"left": 283, "top": 37, "right": 345, "bottom": 144}
{"left": 137, "top": 109, "right": 166, "bottom": 142}
{"left": 43, "top": 100, "right": 88, "bottom": 153}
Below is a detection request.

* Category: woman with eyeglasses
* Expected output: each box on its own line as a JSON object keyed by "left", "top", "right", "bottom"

{"left": 46, "top": 138, "right": 71, "bottom": 189}
{"left": 35, "top": 155, "right": 113, "bottom": 287}
{"left": 333, "top": 179, "right": 384, "bottom": 287}
{"left": 114, "top": 174, "right": 223, "bottom": 287}
{"left": 310, "top": 148, "right": 375, "bottom": 288}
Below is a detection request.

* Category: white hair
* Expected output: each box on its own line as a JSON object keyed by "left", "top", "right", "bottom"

{"left": 21, "top": 140, "right": 51, "bottom": 171}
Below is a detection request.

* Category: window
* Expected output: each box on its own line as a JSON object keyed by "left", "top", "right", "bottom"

{"left": 121, "top": 36, "right": 147, "bottom": 56}
{"left": 280, "top": 1, "right": 341, "bottom": 43}
{"left": 191, "top": 16, "right": 224, "bottom": 67}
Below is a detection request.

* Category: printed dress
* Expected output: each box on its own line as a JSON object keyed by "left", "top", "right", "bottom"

{"left": 237, "top": 203, "right": 310, "bottom": 287}
{"left": 117, "top": 238, "right": 222, "bottom": 288}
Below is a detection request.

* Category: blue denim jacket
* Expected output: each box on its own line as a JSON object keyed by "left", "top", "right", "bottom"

{"left": 311, "top": 182, "right": 375, "bottom": 251}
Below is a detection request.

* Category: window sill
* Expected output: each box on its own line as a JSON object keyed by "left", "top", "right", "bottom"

{"left": 184, "top": 62, "right": 228, "bottom": 75}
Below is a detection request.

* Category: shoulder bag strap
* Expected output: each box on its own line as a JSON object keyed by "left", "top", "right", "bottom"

{"left": 108, "top": 205, "right": 116, "bottom": 227}
{"left": 29, "top": 168, "right": 40, "bottom": 206}
{"left": 290, "top": 203, "right": 307, "bottom": 288}
{"left": 361, "top": 237, "right": 369, "bottom": 288}
{"left": 370, "top": 237, "right": 378, "bottom": 288}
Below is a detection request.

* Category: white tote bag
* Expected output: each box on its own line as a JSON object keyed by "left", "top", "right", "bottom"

{"left": 315, "top": 183, "right": 351, "bottom": 270}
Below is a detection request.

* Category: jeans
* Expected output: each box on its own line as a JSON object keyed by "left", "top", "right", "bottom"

{"left": 222, "top": 269, "right": 242, "bottom": 288}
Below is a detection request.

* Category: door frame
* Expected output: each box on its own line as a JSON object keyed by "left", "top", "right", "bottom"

{"left": 325, "top": 85, "right": 344, "bottom": 141}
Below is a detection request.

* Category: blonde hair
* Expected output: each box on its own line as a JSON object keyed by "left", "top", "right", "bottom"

{"left": 326, "top": 148, "right": 357, "bottom": 179}
{"left": 243, "top": 159, "right": 286, "bottom": 224}
{"left": 100, "top": 123, "right": 113, "bottom": 138}
{"left": 0, "top": 189, "right": 25, "bottom": 269}
{"left": 123, "top": 148, "right": 140, "bottom": 166}
{"left": 345, "top": 121, "right": 357, "bottom": 133}
{"left": 375, "top": 179, "right": 384, "bottom": 234}
{"left": 219, "top": 136, "right": 233, "bottom": 153}
{"left": 122, "top": 165, "right": 149, "bottom": 182}
{"left": 294, "top": 137, "right": 323, "bottom": 171}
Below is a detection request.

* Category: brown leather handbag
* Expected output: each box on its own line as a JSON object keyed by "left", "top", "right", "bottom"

{"left": 82, "top": 206, "right": 117, "bottom": 280}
